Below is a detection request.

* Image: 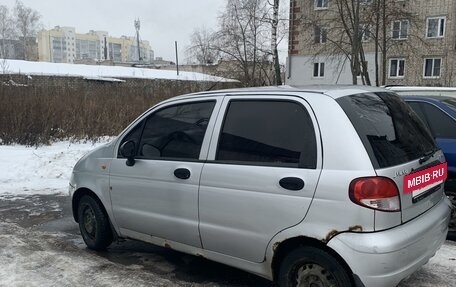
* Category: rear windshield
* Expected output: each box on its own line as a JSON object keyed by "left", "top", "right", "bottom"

{"left": 337, "top": 92, "right": 436, "bottom": 169}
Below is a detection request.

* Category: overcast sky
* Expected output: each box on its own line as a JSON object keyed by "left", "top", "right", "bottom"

{"left": 2, "top": 0, "right": 227, "bottom": 62}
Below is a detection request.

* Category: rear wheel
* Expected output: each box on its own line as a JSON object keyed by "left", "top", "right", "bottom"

{"left": 278, "top": 246, "right": 352, "bottom": 287}
{"left": 77, "top": 195, "right": 113, "bottom": 250}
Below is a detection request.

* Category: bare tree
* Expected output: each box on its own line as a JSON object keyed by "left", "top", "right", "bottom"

{"left": 186, "top": 0, "right": 287, "bottom": 86}
{"left": 213, "top": 0, "right": 272, "bottom": 86}
{"left": 270, "top": 0, "right": 282, "bottom": 85}
{"left": 0, "top": 5, "right": 15, "bottom": 59}
{"left": 186, "top": 27, "right": 219, "bottom": 65}
{"left": 371, "top": 0, "right": 425, "bottom": 86}
{"left": 13, "top": 0, "right": 40, "bottom": 60}
{"left": 297, "top": 0, "right": 424, "bottom": 85}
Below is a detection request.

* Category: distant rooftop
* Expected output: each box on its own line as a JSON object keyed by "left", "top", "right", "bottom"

{"left": 0, "top": 59, "right": 237, "bottom": 83}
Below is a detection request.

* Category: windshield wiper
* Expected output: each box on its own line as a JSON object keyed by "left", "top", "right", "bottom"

{"left": 419, "top": 148, "right": 439, "bottom": 164}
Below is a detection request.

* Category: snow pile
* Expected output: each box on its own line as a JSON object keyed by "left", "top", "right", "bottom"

{"left": 0, "top": 140, "right": 112, "bottom": 197}
{"left": 0, "top": 59, "right": 236, "bottom": 82}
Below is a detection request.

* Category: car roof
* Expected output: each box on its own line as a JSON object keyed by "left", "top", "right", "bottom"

{"left": 165, "top": 85, "right": 388, "bottom": 103}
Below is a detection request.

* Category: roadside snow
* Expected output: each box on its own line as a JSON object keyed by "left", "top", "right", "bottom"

{"left": 0, "top": 140, "right": 112, "bottom": 197}
{"left": 400, "top": 241, "right": 456, "bottom": 286}
{"left": 0, "top": 59, "right": 236, "bottom": 83}
{"left": 0, "top": 222, "right": 176, "bottom": 287}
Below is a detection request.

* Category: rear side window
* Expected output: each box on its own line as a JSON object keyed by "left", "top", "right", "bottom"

{"left": 420, "top": 103, "right": 456, "bottom": 139}
{"left": 337, "top": 93, "right": 436, "bottom": 168}
{"left": 216, "top": 100, "right": 317, "bottom": 168}
{"left": 406, "top": 102, "right": 431, "bottom": 130}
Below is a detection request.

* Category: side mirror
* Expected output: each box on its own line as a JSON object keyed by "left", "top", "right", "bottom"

{"left": 120, "top": 141, "right": 136, "bottom": 167}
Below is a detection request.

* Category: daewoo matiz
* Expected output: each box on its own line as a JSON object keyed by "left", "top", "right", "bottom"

{"left": 69, "top": 86, "right": 452, "bottom": 287}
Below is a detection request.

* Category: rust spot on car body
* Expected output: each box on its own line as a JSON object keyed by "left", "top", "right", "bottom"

{"left": 348, "top": 225, "right": 363, "bottom": 232}
{"left": 324, "top": 225, "right": 364, "bottom": 243}
{"left": 273, "top": 241, "right": 281, "bottom": 252}
{"left": 164, "top": 243, "right": 171, "bottom": 249}
{"left": 324, "top": 230, "right": 339, "bottom": 243}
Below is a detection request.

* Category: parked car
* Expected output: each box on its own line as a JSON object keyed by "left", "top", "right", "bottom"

{"left": 69, "top": 86, "right": 451, "bottom": 287}
{"left": 402, "top": 95, "right": 456, "bottom": 234}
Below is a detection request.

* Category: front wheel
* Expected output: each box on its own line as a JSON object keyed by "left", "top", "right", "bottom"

{"left": 77, "top": 195, "right": 113, "bottom": 250}
{"left": 278, "top": 246, "right": 352, "bottom": 287}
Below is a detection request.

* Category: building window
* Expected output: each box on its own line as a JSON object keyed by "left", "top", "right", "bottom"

{"left": 389, "top": 58, "right": 405, "bottom": 78}
{"left": 314, "top": 0, "right": 329, "bottom": 9}
{"left": 423, "top": 58, "right": 442, "bottom": 78}
{"left": 427, "top": 17, "right": 445, "bottom": 38}
{"left": 392, "top": 20, "right": 408, "bottom": 39}
{"left": 313, "top": 62, "right": 325, "bottom": 78}
{"left": 314, "top": 26, "right": 327, "bottom": 44}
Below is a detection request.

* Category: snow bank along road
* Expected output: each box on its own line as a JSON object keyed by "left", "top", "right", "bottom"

{"left": 0, "top": 142, "right": 455, "bottom": 286}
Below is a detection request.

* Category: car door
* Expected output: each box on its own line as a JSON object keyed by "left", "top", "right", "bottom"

{"left": 198, "top": 95, "right": 322, "bottom": 263}
{"left": 109, "top": 98, "right": 221, "bottom": 248}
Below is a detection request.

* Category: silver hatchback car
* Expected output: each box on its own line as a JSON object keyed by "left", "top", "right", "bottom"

{"left": 69, "top": 86, "right": 452, "bottom": 287}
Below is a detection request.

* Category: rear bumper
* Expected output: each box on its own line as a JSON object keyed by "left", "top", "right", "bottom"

{"left": 328, "top": 196, "right": 452, "bottom": 287}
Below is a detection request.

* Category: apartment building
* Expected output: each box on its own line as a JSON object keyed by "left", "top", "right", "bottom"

{"left": 287, "top": 0, "right": 456, "bottom": 86}
{"left": 37, "top": 26, "right": 154, "bottom": 64}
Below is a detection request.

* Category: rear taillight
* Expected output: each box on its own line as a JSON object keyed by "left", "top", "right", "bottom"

{"left": 349, "top": 177, "right": 401, "bottom": 212}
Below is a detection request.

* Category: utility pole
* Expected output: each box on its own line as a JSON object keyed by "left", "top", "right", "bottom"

{"left": 134, "top": 19, "right": 141, "bottom": 63}
{"left": 175, "top": 41, "right": 179, "bottom": 76}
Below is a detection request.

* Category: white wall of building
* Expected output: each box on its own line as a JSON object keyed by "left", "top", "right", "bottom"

{"left": 285, "top": 53, "right": 379, "bottom": 86}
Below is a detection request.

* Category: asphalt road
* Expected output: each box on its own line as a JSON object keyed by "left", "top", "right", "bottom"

{"left": 0, "top": 193, "right": 455, "bottom": 287}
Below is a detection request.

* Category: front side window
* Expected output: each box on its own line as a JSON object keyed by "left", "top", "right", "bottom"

{"left": 423, "top": 58, "right": 441, "bottom": 78}
{"left": 119, "top": 101, "right": 215, "bottom": 160}
{"left": 389, "top": 58, "right": 405, "bottom": 78}
{"left": 392, "top": 20, "right": 408, "bottom": 39}
{"left": 216, "top": 100, "right": 317, "bottom": 168}
{"left": 313, "top": 62, "right": 325, "bottom": 78}
{"left": 315, "top": 0, "right": 329, "bottom": 9}
{"left": 427, "top": 17, "right": 445, "bottom": 38}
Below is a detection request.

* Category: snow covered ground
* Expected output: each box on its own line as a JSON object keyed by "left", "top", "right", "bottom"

{"left": 0, "top": 139, "right": 112, "bottom": 198}
{"left": 0, "top": 59, "right": 236, "bottom": 82}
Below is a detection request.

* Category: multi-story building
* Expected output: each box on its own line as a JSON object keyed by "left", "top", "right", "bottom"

{"left": 1, "top": 37, "right": 38, "bottom": 61}
{"left": 37, "top": 26, "right": 154, "bottom": 64}
{"left": 287, "top": 0, "right": 456, "bottom": 87}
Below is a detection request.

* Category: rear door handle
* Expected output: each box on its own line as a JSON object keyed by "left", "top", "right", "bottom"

{"left": 174, "top": 168, "right": 191, "bottom": 180}
{"left": 279, "top": 177, "right": 305, "bottom": 191}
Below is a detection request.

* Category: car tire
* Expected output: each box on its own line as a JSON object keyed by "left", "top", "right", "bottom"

{"left": 77, "top": 195, "right": 113, "bottom": 250}
{"left": 277, "top": 246, "right": 352, "bottom": 287}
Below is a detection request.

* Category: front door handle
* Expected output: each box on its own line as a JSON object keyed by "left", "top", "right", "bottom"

{"left": 279, "top": 177, "right": 305, "bottom": 191}
{"left": 174, "top": 168, "right": 191, "bottom": 180}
